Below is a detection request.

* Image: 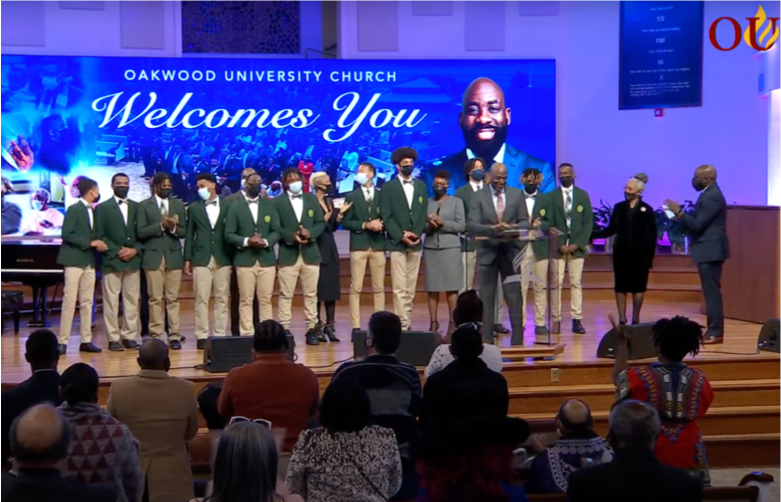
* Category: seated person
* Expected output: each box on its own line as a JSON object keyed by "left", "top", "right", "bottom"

{"left": 525, "top": 398, "right": 613, "bottom": 494}
{"left": 219, "top": 320, "right": 319, "bottom": 452}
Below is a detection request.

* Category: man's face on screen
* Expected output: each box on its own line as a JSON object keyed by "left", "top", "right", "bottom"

{"left": 459, "top": 79, "right": 511, "bottom": 155}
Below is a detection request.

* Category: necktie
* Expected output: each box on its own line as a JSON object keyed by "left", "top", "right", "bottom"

{"left": 365, "top": 189, "right": 373, "bottom": 206}
{"left": 160, "top": 201, "right": 168, "bottom": 218}
{"left": 496, "top": 191, "right": 504, "bottom": 220}
{"left": 565, "top": 190, "right": 572, "bottom": 222}
{"left": 206, "top": 200, "right": 218, "bottom": 206}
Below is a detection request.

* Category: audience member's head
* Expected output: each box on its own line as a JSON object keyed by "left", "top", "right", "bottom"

{"left": 60, "top": 363, "right": 99, "bottom": 406}
{"left": 10, "top": 404, "right": 71, "bottom": 469}
{"left": 556, "top": 398, "right": 593, "bottom": 435}
{"left": 197, "top": 381, "right": 225, "bottom": 431}
{"left": 367, "top": 311, "right": 402, "bottom": 355}
{"left": 320, "top": 378, "right": 371, "bottom": 435}
{"left": 449, "top": 325, "right": 483, "bottom": 361}
{"left": 652, "top": 316, "right": 703, "bottom": 363}
{"left": 253, "top": 320, "right": 289, "bottom": 355}
{"left": 137, "top": 338, "right": 170, "bottom": 372}
{"left": 25, "top": 329, "right": 60, "bottom": 371}
{"left": 209, "top": 421, "right": 279, "bottom": 502}
{"left": 452, "top": 290, "right": 483, "bottom": 326}
{"left": 607, "top": 400, "right": 660, "bottom": 451}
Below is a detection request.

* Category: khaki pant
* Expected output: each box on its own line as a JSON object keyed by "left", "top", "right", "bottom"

{"left": 194, "top": 257, "right": 231, "bottom": 339}
{"left": 390, "top": 249, "right": 421, "bottom": 330}
{"left": 460, "top": 250, "right": 477, "bottom": 293}
{"left": 58, "top": 265, "right": 96, "bottom": 344}
{"left": 520, "top": 245, "right": 549, "bottom": 326}
{"left": 278, "top": 255, "right": 320, "bottom": 329}
{"left": 102, "top": 268, "right": 140, "bottom": 342}
{"left": 236, "top": 262, "right": 276, "bottom": 336}
{"left": 349, "top": 249, "right": 386, "bottom": 329}
{"left": 551, "top": 255, "right": 585, "bottom": 321}
{"left": 145, "top": 256, "right": 182, "bottom": 340}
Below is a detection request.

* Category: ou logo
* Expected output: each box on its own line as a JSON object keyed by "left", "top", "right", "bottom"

{"left": 709, "top": 5, "right": 779, "bottom": 51}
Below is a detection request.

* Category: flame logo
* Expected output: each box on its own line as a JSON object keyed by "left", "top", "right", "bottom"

{"left": 744, "top": 5, "right": 779, "bottom": 50}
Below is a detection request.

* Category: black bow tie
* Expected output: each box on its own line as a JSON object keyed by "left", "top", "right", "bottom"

{"left": 291, "top": 194, "right": 303, "bottom": 199}
{"left": 206, "top": 200, "right": 218, "bottom": 206}
{"left": 247, "top": 199, "right": 259, "bottom": 205}
{"left": 117, "top": 199, "right": 125, "bottom": 205}
{"left": 403, "top": 179, "right": 414, "bottom": 185}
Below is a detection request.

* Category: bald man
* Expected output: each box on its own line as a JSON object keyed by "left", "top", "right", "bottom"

{"left": 526, "top": 399, "right": 613, "bottom": 495}
{"left": 4, "top": 404, "right": 115, "bottom": 502}
{"left": 107, "top": 339, "right": 199, "bottom": 502}
{"left": 664, "top": 165, "right": 729, "bottom": 344}
{"left": 429, "top": 77, "right": 554, "bottom": 195}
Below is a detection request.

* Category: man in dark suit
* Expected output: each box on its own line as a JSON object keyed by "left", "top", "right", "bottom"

{"left": 1, "top": 330, "right": 62, "bottom": 469}
{"left": 430, "top": 77, "right": 554, "bottom": 195}
{"left": 184, "top": 173, "right": 233, "bottom": 349}
{"left": 467, "top": 163, "right": 529, "bottom": 345}
{"left": 2, "top": 404, "right": 116, "bottom": 502}
{"left": 665, "top": 165, "right": 729, "bottom": 344}
{"left": 567, "top": 400, "right": 702, "bottom": 502}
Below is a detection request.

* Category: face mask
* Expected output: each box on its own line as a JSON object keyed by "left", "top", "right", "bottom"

{"left": 320, "top": 184, "right": 333, "bottom": 195}
{"left": 524, "top": 183, "right": 538, "bottom": 194}
{"left": 198, "top": 187, "right": 212, "bottom": 201}
{"left": 246, "top": 183, "right": 261, "bottom": 198}
{"left": 33, "top": 201, "right": 44, "bottom": 211}
{"left": 559, "top": 176, "right": 573, "bottom": 188}
{"left": 625, "top": 192, "right": 638, "bottom": 200}
{"left": 93, "top": 192, "right": 101, "bottom": 203}
{"left": 692, "top": 177, "right": 705, "bottom": 192}
{"left": 399, "top": 165, "right": 413, "bottom": 176}
{"left": 113, "top": 187, "right": 129, "bottom": 200}
{"left": 157, "top": 188, "right": 172, "bottom": 199}
{"left": 354, "top": 173, "right": 369, "bottom": 186}
{"left": 288, "top": 181, "right": 303, "bottom": 194}
{"left": 433, "top": 186, "right": 447, "bottom": 197}
{"left": 470, "top": 169, "right": 486, "bottom": 182}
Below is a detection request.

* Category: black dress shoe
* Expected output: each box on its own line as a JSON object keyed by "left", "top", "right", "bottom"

{"left": 324, "top": 324, "right": 340, "bottom": 342}
{"left": 169, "top": 339, "right": 182, "bottom": 350}
{"left": 306, "top": 329, "right": 320, "bottom": 345}
{"left": 108, "top": 341, "right": 125, "bottom": 352}
{"left": 572, "top": 319, "right": 587, "bottom": 334}
{"left": 122, "top": 339, "right": 140, "bottom": 350}
{"left": 59, "top": 344, "right": 67, "bottom": 355}
{"left": 79, "top": 343, "right": 102, "bottom": 353}
{"left": 196, "top": 339, "right": 207, "bottom": 350}
{"left": 493, "top": 323, "right": 511, "bottom": 335}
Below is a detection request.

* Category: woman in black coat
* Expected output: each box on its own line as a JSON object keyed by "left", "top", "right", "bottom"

{"left": 592, "top": 174, "right": 658, "bottom": 324}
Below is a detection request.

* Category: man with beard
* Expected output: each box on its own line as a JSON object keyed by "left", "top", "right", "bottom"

{"left": 432, "top": 77, "right": 554, "bottom": 194}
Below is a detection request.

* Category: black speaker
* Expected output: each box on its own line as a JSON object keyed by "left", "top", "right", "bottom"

{"left": 596, "top": 322, "right": 657, "bottom": 360}
{"left": 352, "top": 330, "right": 440, "bottom": 367}
{"left": 202, "top": 334, "right": 296, "bottom": 373}
{"left": 758, "top": 319, "right": 780, "bottom": 353}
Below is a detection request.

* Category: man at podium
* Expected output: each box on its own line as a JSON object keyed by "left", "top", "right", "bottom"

{"left": 467, "top": 163, "right": 530, "bottom": 346}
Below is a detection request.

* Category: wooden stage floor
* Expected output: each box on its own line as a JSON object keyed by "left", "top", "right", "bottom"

{"left": 0, "top": 299, "right": 773, "bottom": 385}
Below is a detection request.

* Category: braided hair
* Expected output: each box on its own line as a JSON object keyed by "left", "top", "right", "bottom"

{"left": 652, "top": 316, "right": 704, "bottom": 362}
{"left": 253, "top": 320, "right": 289, "bottom": 353}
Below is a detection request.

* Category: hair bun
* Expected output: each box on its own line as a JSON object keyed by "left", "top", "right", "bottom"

{"left": 634, "top": 173, "right": 649, "bottom": 183}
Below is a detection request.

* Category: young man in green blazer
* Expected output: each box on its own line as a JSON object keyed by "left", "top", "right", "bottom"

{"left": 341, "top": 162, "right": 386, "bottom": 332}
{"left": 380, "top": 147, "right": 428, "bottom": 330}
{"left": 549, "top": 163, "right": 593, "bottom": 335}
{"left": 184, "top": 173, "right": 232, "bottom": 349}
{"left": 224, "top": 172, "right": 281, "bottom": 336}
{"left": 274, "top": 168, "right": 325, "bottom": 344}
{"left": 137, "top": 172, "right": 187, "bottom": 349}
{"left": 95, "top": 173, "right": 142, "bottom": 352}
{"left": 57, "top": 177, "right": 107, "bottom": 354}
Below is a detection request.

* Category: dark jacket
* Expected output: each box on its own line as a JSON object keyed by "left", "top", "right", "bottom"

{"left": 57, "top": 202, "right": 96, "bottom": 268}
{"left": 567, "top": 448, "right": 703, "bottom": 502}
{"left": 2, "top": 469, "right": 116, "bottom": 502}
{"left": 419, "top": 357, "right": 509, "bottom": 435}
{"left": 223, "top": 196, "right": 280, "bottom": 268}
{"left": 136, "top": 196, "right": 186, "bottom": 270}
{"left": 592, "top": 199, "right": 657, "bottom": 268}
{"left": 274, "top": 192, "right": 326, "bottom": 266}
{"left": 340, "top": 187, "right": 386, "bottom": 252}
{"left": 548, "top": 186, "right": 593, "bottom": 258}
{"left": 183, "top": 197, "right": 231, "bottom": 267}
{"left": 380, "top": 177, "right": 428, "bottom": 252}
{"left": 1, "top": 370, "right": 61, "bottom": 467}
{"left": 679, "top": 183, "right": 729, "bottom": 264}
{"left": 94, "top": 198, "right": 143, "bottom": 273}
{"left": 454, "top": 183, "right": 482, "bottom": 252}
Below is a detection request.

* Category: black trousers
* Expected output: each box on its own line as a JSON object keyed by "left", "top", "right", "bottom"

{"left": 697, "top": 261, "right": 724, "bottom": 339}
{"left": 477, "top": 250, "right": 524, "bottom": 345}
{"left": 229, "top": 268, "right": 260, "bottom": 336}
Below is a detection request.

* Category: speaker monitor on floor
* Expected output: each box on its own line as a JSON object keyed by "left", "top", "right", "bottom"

{"left": 757, "top": 319, "right": 780, "bottom": 353}
{"left": 596, "top": 322, "right": 657, "bottom": 360}
{"left": 352, "top": 330, "right": 440, "bottom": 367}
{"left": 203, "top": 334, "right": 296, "bottom": 373}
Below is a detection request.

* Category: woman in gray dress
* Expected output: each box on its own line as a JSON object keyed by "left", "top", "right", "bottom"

{"left": 424, "top": 170, "right": 465, "bottom": 334}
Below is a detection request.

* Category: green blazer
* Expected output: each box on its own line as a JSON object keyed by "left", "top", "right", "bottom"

{"left": 380, "top": 177, "right": 428, "bottom": 252}
{"left": 136, "top": 196, "right": 186, "bottom": 270}
{"left": 340, "top": 187, "right": 386, "bottom": 252}
{"left": 526, "top": 192, "right": 553, "bottom": 259}
{"left": 224, "top": 196, "right": 281, "bottom": 267}
{"left": 57, "top": 202, "right": 96, "bottom": 268}
{"left": 184, "top": 197, "right": 232, "bottom": 267}
{"left": 94, "top": 198, "right": 143, "bottom": 273}
{"left": 548, "top": 187, "right": 593, "bottom": 258}
{"left": 274, "top": 192, "right": 325, "bottom": 266}
{"left": 454, "top": 183, "right": 482, "bottom": 252}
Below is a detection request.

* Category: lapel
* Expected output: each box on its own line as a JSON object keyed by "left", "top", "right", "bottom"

{"left": 520, "top": 192, "right": 530, "bottom": 220}
{"left": 278, "top": 192, "right": 296, "bottom": 224}
{"left": 109, "top": 197, "right": 126, "bottom": 228}
{"left": 147, "top": 196, "right": 162, "bottom": 224}
{"left": 352, "top": 188, "right": 368, "bottom": 220}
{"left": 553, "top": 187, "right": 565, "bottom": 218}
{"left": 410, "top": 180, "right": 422, "bottom": 214}
{"left": 127, "top": 200, "right": 136, "bottom": 229}
{"left": 486, "top": 187, "right": 499, "bottom": 223}
{"left": 215, "top": 196, "right": 228, "bottom": 227}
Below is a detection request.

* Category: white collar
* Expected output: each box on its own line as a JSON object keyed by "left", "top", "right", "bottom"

{"left": 525, "top": 190, "right": 538, "bottom": 197}
{"left": 470, "top": 181, "right": 484, "bottom": 191}
{"left": 114, "top": 196, "right": 127, "bottom": 205}
{"left": 466, "top": 143, "right": 507, "bottom": 164}
{"left": 243, "top": 192, "right": 258, "bottom": 203}
{"left": 154, "top": 194, "right": 168, "bottom": 206}
{"left": 79, "top": 198, "right": 92, "bottom": 208}
{"left": 562, "top": 185, "right": 573, "bottom": 193}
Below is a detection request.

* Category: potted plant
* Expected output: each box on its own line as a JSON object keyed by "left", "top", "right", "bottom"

{"left": 664, "top": 201, "right": 695, "bottom": 254}
{"left": 591, "top": 200, "right": 613, "bottom": 253}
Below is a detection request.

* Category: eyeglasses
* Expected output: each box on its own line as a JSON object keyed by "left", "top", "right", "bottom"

{"left": 228, "top": 416, "right": 272, "bottom": 430}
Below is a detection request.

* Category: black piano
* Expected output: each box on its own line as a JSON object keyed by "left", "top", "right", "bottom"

{"left": 1, "top": 237, "right": 63, "bottom": 326}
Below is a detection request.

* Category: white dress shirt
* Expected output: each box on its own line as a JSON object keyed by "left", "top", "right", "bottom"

{"left": 289, "top": 191, "right": 304, "bottom": 222}
{"left": 242, "top": 193, "right": 265, "bottom": 248}
{"left": 470, "top": 181, "right": 484, "bottom": 192}
{"left": 363, "top": 185, "right": 375, "bottom": 202}
{"left": 204, "top": 197, "right": 220, "bottom": 229}
{"left": 466, "top": 143, "right": 507, "bottom": 165}
{"left": 115, "top": 196, "right": 128, "bottom": 225}
{"left": 524, "top": 191, "right": 537, "bottom": 219}
{"left": 154, "top": 194, "right": 169, "bottom": 215}
{"left": 80, "top": 199, "right": 94, "bottom": 228}
{"left": 400, "top": 176, "right": 415, "bottom": 209}
{"left": 561, "top": 186, "right": 574, "bottom": 228}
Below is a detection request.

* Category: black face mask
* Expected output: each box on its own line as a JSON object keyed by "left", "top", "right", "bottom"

{"left": 93, "top": 193, "right": 101, "bottom": 203}
{"left": 692, "top": 177, "right": 706, "bottom": 192}
{"left": 625, "top": 192, "right": 638, "bottom": 201}
{"left": 157, "top": 188, "right": 171, "bottom": 199}
{"left": 433, "top": 186, "right": 447, "bottom": 197}
{"left": 524, "top": 183, "right": 538, "bottom": 194}
{"left": 559, "top": 176, "right": 573, "bottom": 188}
{"left": 320, "top": 184, "right": 333, "bottom": 195}
{"left": 399, "top": 165, "right": 413, "bottom": 176}
{"left": 470, "top": 169, "right": 486, "bottom": 182}
{"left": 246, "top": 183, "right": 261, "bottom": 198}
{"left": 113, "top": 187, "right": 129, "bottom": 200}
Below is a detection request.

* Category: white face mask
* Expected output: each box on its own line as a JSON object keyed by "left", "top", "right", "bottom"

{"left": 354, "top": 172, "right": 370, "bottom": 186}
{"left": 288, "top": 181, "right": 303, "bottom": 194}
{"left": 198, "top": 187, "right": 211, "bottom": 201}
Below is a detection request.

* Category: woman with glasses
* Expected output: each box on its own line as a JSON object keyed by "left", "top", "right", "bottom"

{"left": 286, "top": 378, "right": 402, "bottom": 502}
{"left": 424, "top": 170, "right": 466, "bottom": 334}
